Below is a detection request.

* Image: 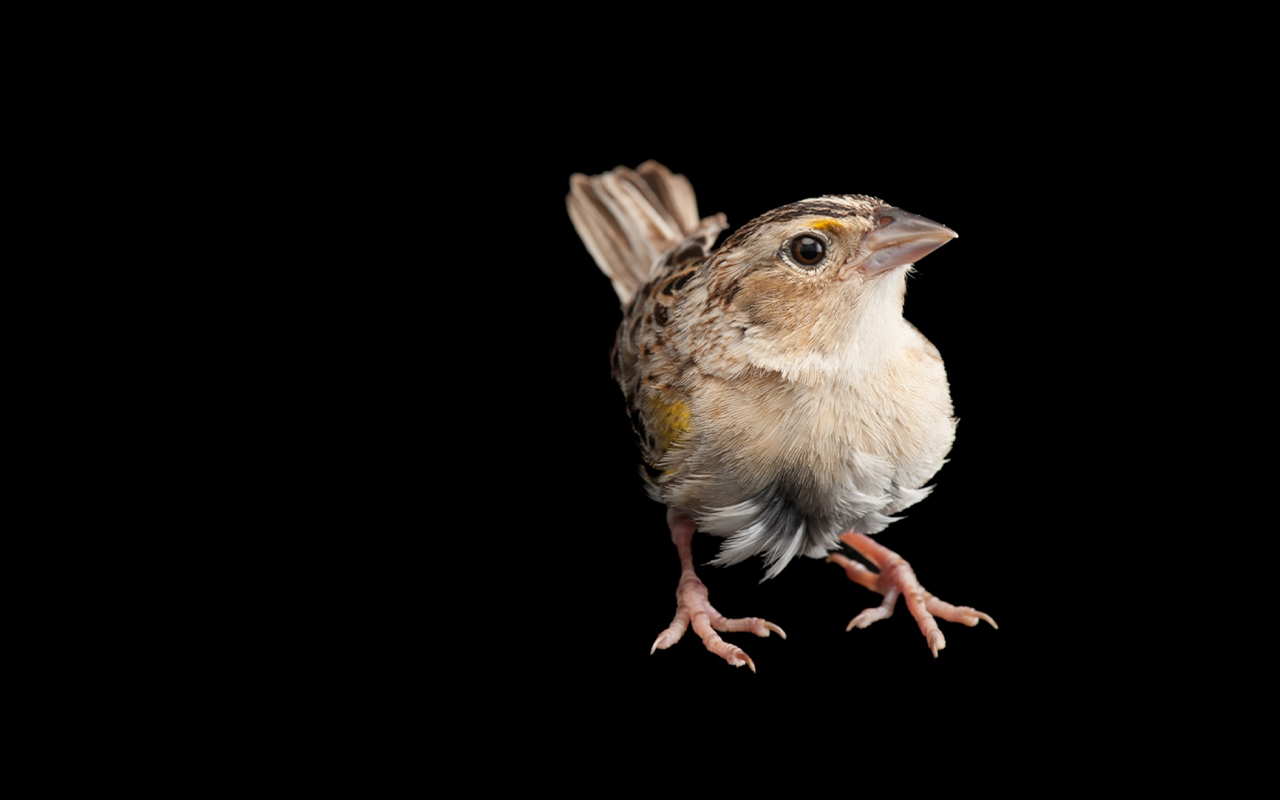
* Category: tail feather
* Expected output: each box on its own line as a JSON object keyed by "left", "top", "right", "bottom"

{"left": 633, "top": 160, "right": 700, "bottom": 234}
{"left": 567, "top": 160, "right": 709, "bottom": 306}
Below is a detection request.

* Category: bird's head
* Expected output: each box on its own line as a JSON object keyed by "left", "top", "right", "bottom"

{"left": 701, "top": 195, "right": 956, "bottom": 382}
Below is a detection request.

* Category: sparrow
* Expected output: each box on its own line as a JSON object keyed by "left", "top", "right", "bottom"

{"left": 567, "top": 161, "right": 995, "bottom": 671}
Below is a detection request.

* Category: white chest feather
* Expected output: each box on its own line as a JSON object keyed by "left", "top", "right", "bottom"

{"left": 670, "top": 319, "right": 956, "bottom": 579}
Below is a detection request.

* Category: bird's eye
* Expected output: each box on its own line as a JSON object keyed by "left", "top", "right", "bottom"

{"left": 790, "top": 235, "right": 826, "bottom": 267}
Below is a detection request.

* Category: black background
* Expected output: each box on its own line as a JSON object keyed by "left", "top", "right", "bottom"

{"left": 189, "top": 18, "right": 1220, "bottom": 773}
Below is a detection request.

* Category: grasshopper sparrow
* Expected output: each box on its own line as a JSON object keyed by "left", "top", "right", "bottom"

{"left": 567, "top": 161, "right": 995, "bottom": 671}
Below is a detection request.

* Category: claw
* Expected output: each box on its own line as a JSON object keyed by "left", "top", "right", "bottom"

{"left": 972, "top": 610, "right": 998, "bottom": 629}
{"left": 845, "top": 586, "right": 899, "bottom": 630}
{"left": 956, "top": 608, "right": 997, "bottom": 629}
{"left": 847, "top": 610, "right": 881, "bottom": 631}
{"left": 833, "top": 532, "right": 995, "bottom": 657}
{"left": 720, "top": 647, "right": 756, "bottom": 672}
{"left": 652, "top": 511, "right": 784, "bottom": 670}
{"left": 924, "top": 596, "right": 998, "bottom": 630}
{"left": 928, "top": 630, "right": 945, "bottom": 658}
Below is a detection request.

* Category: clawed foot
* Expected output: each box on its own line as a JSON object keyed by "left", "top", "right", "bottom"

{"left": 651, "top": 571, "right": 786, "bottom": 672}
{"left": 652, "top": 510, "right": 785, "bottom": 671}
{"left": 827, "top": 532, "right": 996, "bottom": 657}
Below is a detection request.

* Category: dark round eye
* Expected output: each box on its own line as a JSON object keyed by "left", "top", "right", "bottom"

{"left": 790, "top": 235, "right": 826, "bottom": 267}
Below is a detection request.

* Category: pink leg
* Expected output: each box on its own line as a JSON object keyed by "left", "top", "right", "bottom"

{"left": 651, "top": 510, "right": 786, "bottom": 672}
{"left": 826, "top": 532, "right": 996, "bottom": 658}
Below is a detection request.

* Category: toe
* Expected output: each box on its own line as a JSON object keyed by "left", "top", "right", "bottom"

{"left": 927, "top": 630, "right": 946, "bottom": 658}
{"left": 724, "top": 647, "right": 756, "bottom": 673}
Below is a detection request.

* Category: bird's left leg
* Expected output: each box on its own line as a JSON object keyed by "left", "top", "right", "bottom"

{"left": 651, "top": 509, "right": 786, "bottom": 672}
{"left": 826, "top": 531, "right": 996, "bottom": 657}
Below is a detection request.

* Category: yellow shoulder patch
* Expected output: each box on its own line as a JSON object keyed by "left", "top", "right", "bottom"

{"left": 646, "top": 395, "right": 692, "bottom": 453}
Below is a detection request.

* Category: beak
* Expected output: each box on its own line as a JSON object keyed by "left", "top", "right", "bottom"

{"left": 845, "top": 206, "right": 957, "bottom": 278}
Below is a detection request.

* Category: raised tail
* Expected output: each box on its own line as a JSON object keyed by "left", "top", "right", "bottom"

{"left": 567, "top": 161, "right": 725, "bottom": 307}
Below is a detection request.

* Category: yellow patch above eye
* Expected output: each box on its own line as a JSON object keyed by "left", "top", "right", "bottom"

{"left": 811, "top": 219, "right": 844, "bottom": 232}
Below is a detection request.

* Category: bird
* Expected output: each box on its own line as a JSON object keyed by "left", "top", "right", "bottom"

{"left": 567, "top": 161, "right": 995, "bottom": 671}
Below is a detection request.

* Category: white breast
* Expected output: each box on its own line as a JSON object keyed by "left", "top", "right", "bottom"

{"left": 677, "top": 321, "right": 956, "bottom": 580}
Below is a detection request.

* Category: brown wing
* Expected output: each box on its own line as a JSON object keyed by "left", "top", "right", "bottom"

{"left": 569, "top": 161, "right": 728, "bottom": 485}
{"left": 612, "top": 229, "right": 734, "bottom": 485}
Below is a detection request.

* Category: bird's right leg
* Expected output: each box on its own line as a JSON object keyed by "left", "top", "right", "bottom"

{"left": 650, "top": 509, "right": 786, "bottom": 672}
